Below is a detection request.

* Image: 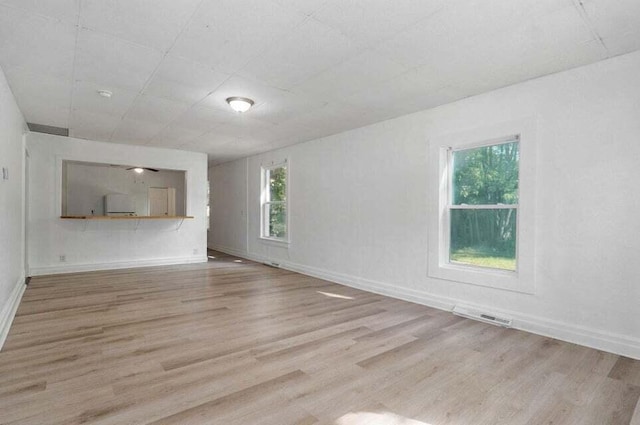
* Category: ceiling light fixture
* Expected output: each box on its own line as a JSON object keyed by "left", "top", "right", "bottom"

{"left": 226, "top": 96, "right": 254, "bottom": 113}
{"left": 97, "top": 90, "right": 112, "bottom": 98}
{"left": 133, "top": 167, "right": 144, "bottom": 174}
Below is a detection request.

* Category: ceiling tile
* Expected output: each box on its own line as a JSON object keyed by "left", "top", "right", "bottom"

{"left": 169, "top": 105, "right": 231, "bottom": 133}
{"left": 189, "top": 131, "right": 238, "bottom": 148}
{"left": 580, "top": 0, "right": 640, "bottom": 40}
{"left": 377, "top": 0, "right": 573, "bottom": 68}
{"left": 280, "top": 101, "right": 374, "bottom": 139}
{"left": 340, "top": 69, "right": 450, "bottom": 116}
{"left": 19, "top": 97, "right": 71, "bottom": 128}
{"left": 81, "top": 0, "right": 202, "bottom": 51}
{"left": 170, "top": 0, "right": 306, "bottom": 74}
{"left": 292, "top": 49, "right": 408, "bottom": 99}
{"left": 72, "top": 80, "right": 138, "bottom": 117}
{"left": 147, "top": 124, "right": 206, "bottom": 148}
{"left": 3, "top": 67, "right": 72, "bottom": 126}
{"left": 212, "top": 116, "right": 283, "bottom": 143}
{"left": 125, "top": 94, "right": 191, "bottom": 124}
{"left": 214, "top": 82, "right": 330, "bottom": 125}
{"left": 248, "top": 95, "right": 328, "bottom": 126}
{"left": 238, "top": 18, "right": 364, "bottom": 89}
{"left": 0, "top": 6, "right": 76, "bottom": 80}
{"left": 461, "top": 6, "right": 606, "bottom": 90}
{"left": 0, "top": 0, "right": 79, "bottom": 24}
{"left": 270, "top": 0, "right": 328, "bottom": 17}
{"left": 144, "top": 54, "right": 230, "bottom": 104}
{"left": 111, "top": 118, "right": 164, "bottom": 144}
{"left": 4, "top": 67, "right": 72, "bottom": 107}
{"left": 579, "top": 0, "right": 640, "bottom": 56}
{"left": 75, "top": 29, "right": 163, "bottom": 93}
{"left": 602, "top": 30, "right": 640, "bottom": 56}
{"left": 201, "top": 137, "right": 272, "bottom": 159}
{"left": 312, "top": 0, "right": 443, "bottom": 45}
{"left": 70, "top": 110, "right": 121, "bottom": 141}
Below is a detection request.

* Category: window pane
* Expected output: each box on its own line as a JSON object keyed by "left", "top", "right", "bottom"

{"left": 267, "top": 203, "right": 287, "bottom": 239}
{"left": 452, "top": 141, "right": 519, "bottom": 205}
{"left": 269, "top": 166, "right": 286, "bottom": 202}
{"left": 449, "top": 208, "right": 517, "bottom": 271}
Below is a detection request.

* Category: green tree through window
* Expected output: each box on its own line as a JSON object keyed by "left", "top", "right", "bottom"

{"left": 262, "top": 164, "right": 287, "bottom": 240}
{"left": 449, "top": 140, "right": 519, "bottom": 270}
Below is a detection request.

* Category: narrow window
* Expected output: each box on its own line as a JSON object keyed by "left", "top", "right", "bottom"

{"left": 447, "top": 137, "right": 519, "bottom": 271}
{"left": 261, "top": 162, "right": 288, "bottom": 241}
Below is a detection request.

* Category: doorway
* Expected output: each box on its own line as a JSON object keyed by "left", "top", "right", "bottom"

{"left": 149, "top": 187, "right": 176, "bottom": 216}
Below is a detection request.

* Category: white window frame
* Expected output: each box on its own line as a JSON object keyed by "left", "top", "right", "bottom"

{"left": 206, "top": 180, "right": 210, "bottom": 231}
{"left": 428, "top": 119, "right": 536, "bottom": 294}
{"left": 260, "top": 160, "right": 289, "bottom": 244}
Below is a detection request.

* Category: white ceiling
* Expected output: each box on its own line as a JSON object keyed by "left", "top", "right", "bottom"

{"left": 0, "top": 0, "right": 638, "bottom": 165}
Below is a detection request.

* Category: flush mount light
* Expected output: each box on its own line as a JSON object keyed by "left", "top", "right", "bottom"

{"left": 97, "top": 90, "right": 112, "bottom": 98}
{"left": 133, "top": 167, "right": 144, "bottom": 174}
{"left": 226, "top": 96, "right": 254, "bottom": 113}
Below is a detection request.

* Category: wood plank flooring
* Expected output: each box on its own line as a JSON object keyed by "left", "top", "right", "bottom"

{"left": 0, "top": 251, "right": 639, "bottom": 424}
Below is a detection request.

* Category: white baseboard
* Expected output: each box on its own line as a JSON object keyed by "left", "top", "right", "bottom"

{"left": 211, "top": 245, "right": 640, "bottom": 360}
{"left": 0, "top": 276, "right": 26, "bottom": 350}
{"left": 29, "top": 255, "right": 208, "bottom": 276}
{"left": 208, "top": 245, "right": 253, "bottom": 259}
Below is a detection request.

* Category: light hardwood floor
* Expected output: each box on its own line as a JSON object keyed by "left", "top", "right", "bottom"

{"left": 1, "top": 251, "right": 639, "bottom": 425}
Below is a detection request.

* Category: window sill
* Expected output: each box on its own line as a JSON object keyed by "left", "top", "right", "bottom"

{"left": 441, "top": 262, "right": 517, "bottom": 277}
{"left": 428, "top": 261, "right": 534, "bottom": 294}
{"left": 259, "top": 237, "right": 290, "bottom": 247}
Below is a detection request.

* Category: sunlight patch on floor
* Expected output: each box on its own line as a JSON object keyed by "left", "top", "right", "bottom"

{"left": 336, "top": 411, "right": 431, "bottom": 425}
{"left": 317, "top": 291, "right": 354, "bottom": 300}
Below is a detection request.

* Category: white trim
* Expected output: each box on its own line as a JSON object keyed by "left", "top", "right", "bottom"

{"left": 211, "top": 245, "right": 640, "bottom": 361}
{"left": 0, "top": 277, "right": 26, "bottom": 351}
{"left": 450, "top": 134, "right": 520, "bottom": 152}
{"left": 211, "top": 245, "right": 259, "bottom": 260}
{"left": 428, "top": 117, "right": 536, "bottom": 293}
{"left": 29, "top": 255, "right": 207, "bottom": 276}
{"left": 449, "top": 204, "right": 518, "bottom": 210}
{"left": 258, "top": 237, "right": 290, "bottom": 247}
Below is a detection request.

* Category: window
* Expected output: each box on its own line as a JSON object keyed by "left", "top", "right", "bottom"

{"left": 428, "top": 119, "right": 536, "bottom": 293}
{"left": 260, "top": 161, "right": 288, "bottom": 242}
{"left": 448, "top": 138, "right": 519, "bottom": 271}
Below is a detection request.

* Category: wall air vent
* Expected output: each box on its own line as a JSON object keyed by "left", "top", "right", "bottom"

{"left": 27, "top": 123, "right": 69, "bottom": 137}
{"left": 452, "top": 305, "right": 513, "bottom": 328}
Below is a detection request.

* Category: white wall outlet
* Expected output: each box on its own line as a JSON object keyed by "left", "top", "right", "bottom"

{"left": 193, "top": 248, "right": 198, "bottom": 255}
{"left": 59, "top": 255, "right": 66, "bottom": 262}
{"left": 2, "top": 167, "right": 8, "bottom": 180}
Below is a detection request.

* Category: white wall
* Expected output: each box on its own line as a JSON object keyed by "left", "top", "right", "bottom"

{"left": 0, "top": 65, "right": 27, "bottom": 348}
{"left": 65, "top": 163, "right": 186, "bottom": 216}
{"left": 210, "top": 50, "right": 640, "bottom": 359}
{"left": 208, "top": 160, "right": 247, "bottom": 252}
{"left": 28, "top": 133, "right": 208, "bottom": 275}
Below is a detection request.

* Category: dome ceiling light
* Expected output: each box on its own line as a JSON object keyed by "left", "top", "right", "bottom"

{"left": 226, "top": 96, "right": 254, "bottom": 113}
